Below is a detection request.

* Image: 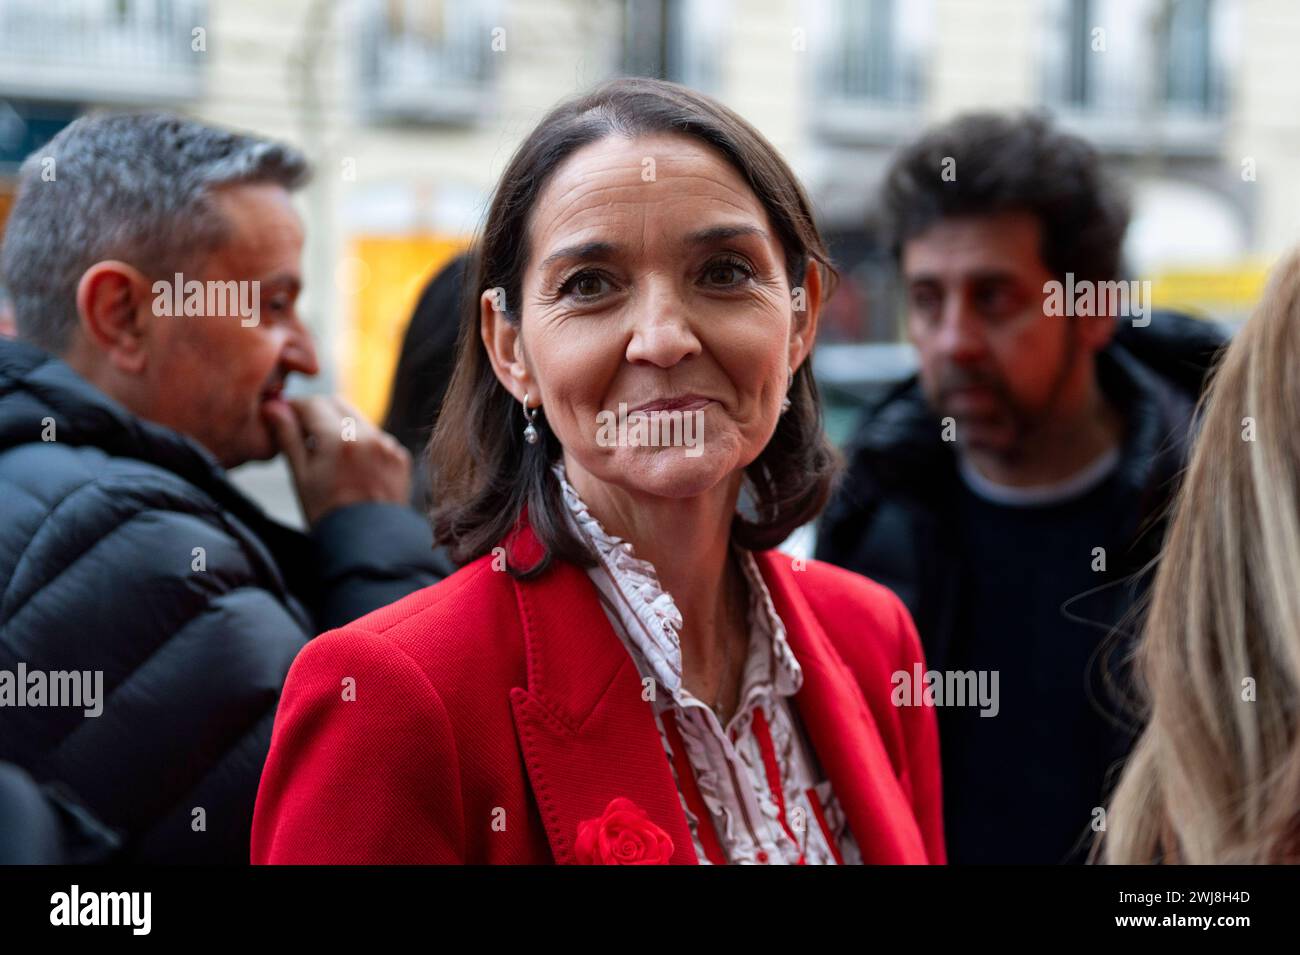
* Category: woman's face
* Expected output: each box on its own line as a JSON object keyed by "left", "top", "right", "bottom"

{"left": 483, "top": 132, "right": 819, "bottom": 502}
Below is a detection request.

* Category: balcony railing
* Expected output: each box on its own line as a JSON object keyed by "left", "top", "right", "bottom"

{"left": 0, "top": 0, "right": 205, "bottom": 105}
{"left": 812, "top": 0, "right": 926, "bottom": 143}
{"left": 358, "top": 0, "right": 500, "bottom": 124}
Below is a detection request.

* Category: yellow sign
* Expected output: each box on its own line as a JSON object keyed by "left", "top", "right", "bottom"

{"left": 1148, "top": 262, "right": 1271, "bottom": 313}
{"left": 343, "top": 235, "right": 469, "bottom": 424}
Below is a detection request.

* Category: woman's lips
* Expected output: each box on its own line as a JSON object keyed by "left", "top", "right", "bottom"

{"left": 627, "top": 395, "right": 713, "bottom": 414}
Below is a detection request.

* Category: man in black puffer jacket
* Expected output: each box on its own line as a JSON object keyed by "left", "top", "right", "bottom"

{"left": 0, "top": 113, "right": 452, "bottom": 863}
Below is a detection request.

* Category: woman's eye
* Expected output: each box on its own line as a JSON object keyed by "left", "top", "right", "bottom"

{"left": 702, "top": 259, "right": 752, "bottom": 287}
{"left": 562, "top": 271, "right": 611, "bottom": 300}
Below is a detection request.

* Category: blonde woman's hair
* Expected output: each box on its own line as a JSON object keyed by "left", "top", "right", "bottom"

{"left": 1101, "top": 250, "right": 1300, "bottom": 863}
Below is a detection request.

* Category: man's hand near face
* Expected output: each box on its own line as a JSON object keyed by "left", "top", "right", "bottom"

{"left": 263, "top": 395, "right": 412, "bottom": 526}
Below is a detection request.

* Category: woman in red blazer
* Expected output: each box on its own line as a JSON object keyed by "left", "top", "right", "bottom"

{"left": 252, "top": 77, "right": 945, "bottom": 866}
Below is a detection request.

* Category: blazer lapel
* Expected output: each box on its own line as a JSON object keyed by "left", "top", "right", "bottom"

{"left": 506, "top": 525, "right": 698, "bottom": 865}
{"left": 756, "top": 551, "right": 931, "bottom": 863}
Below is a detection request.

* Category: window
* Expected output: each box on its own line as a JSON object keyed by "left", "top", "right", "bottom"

{"left": 620, "top": 0, "right": 723, "bottom": 92}
{"left": 1045, "top": 0, "right": 1227, "bottom": 119}
{"left": 816, "top": 0, "right": 925, "bottom": 109}
{"left": 809, "top": 0, "right": 929, "bottom": 143}
{"left": 1165, "top": 0, "right": 1215, "bottom": 114}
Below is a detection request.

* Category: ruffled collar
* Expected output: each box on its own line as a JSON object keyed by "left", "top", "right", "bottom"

{"left": 552, "top": 462, "right": 801, "bottom": 702}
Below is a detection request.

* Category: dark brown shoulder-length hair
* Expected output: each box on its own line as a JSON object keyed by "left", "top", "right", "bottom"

{"left": 428, "top": 76, "right": 841, "bottom": 578}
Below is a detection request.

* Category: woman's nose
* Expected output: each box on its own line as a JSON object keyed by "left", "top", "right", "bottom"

{"left": 624, "top": 284, "right": 703, "bottom": 369}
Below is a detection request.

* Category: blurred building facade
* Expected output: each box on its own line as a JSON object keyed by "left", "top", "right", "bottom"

{"left": 2, "top": 0, "right": 1299, "bottom": 420}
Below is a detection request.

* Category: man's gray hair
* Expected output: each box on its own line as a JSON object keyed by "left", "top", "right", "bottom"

{"left": 0, "top": 112, "right": 310, "bottom": 353}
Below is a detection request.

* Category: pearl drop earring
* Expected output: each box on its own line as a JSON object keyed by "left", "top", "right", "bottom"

{"left": 522, "top": 393, "right": 539, "bottom": 444}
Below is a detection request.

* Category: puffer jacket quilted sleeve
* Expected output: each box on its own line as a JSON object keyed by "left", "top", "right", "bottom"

{"left": 0, "top": 339, "right": 327, "bottom": 863}
{"left": 0, "top": 436, "right": 309, "bottom": 862}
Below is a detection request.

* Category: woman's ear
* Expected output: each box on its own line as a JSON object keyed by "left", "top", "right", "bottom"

{"left": 480, "top": 287, "right": 534, "bottom": 404}
{"left": 789, "top": 257, "right": 823, "bottom": 372}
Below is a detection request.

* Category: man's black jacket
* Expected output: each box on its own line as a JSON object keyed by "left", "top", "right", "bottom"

{"left": 816, "top": 311, "right": 1225, "bottom": 676}
{"left": 0, "top": 338, "right": 453, "bottom": 863}
{"left": 815, "top": 312, "right": 1225, "bottom": 861}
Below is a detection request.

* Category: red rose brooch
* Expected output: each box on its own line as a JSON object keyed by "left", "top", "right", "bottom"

{"left": 575, "top": 797, "right": 675, "bottom": 865}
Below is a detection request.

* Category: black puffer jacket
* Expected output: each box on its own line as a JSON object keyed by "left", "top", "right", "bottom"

{"left": 0, "top": 338, "right": 453, "bottom": 863}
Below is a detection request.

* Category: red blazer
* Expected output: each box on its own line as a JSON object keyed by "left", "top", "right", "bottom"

{"left": 251, "top": 522, "right": 946, "bottom": 864}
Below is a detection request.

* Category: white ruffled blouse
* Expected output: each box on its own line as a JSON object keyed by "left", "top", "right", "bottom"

{"left": 555, "top": 464, "right": 862, "bottom": 865}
